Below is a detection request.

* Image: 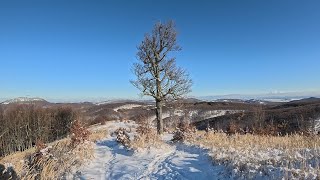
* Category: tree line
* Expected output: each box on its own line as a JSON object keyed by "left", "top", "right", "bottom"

{"left": 0, "top": 104, "right": 77, "bottom": 157}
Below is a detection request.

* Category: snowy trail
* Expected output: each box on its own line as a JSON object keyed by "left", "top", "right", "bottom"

{"left": 73, "top": 121, "right": 227, "bottom": 180}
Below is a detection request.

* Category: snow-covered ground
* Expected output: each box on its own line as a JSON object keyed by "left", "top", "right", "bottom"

{"left": 72, "top": 120, "right": 320, "bottom": 180}
{"left": 194, "top": 110, "right": 241, "bottom": 120}
{"left": 310, "top": 118, "right": 320, "bottom": 134}
{"left": 73, "top": 121, "right": 229, "bottom": 180}
{"left": 315, "top": 119, "right": 320, "bottom": 133}
{"left": 149, "top": 110, "right": 241, "bottom": 123}
{"left": 113, "top": 104, "right": 142, "bottom": 112}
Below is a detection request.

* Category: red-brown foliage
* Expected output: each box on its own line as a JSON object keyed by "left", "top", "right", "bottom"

{"left": 70, "top": 120, "right": 91, "bottom": 147}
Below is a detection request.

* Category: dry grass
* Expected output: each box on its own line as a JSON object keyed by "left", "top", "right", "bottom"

{"left": 195, "top": 131, "right": 320, "bottom": 150}
{"left": 29, "top": 139, "right": 93, "bottom": 180}
{"left": 0, "top": 147, "right": 35, "bottom": 177}
{"left": 190, "top": 131, "right": 320, "bottom": 179}
{"left": 110, "top": 123, "right": 166, "bottom": 151}
{"left": 131, "top": 128, "right": 163, "bottom": 150}
{"left": 172, "top": 123, "right": 196, "bottom": 142}
{"left": 0, "top": 138, "right": 94, "bottom": 179}
{"left": 89, "top": 128, "right": 109, "bottom": 142}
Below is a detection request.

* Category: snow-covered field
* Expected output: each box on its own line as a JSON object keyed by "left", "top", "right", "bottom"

{"left": 70, "top": 121, "right": 320, "bottom": 180}
{"left": 113, "top": 104, "right": 142, "bottom": 112}
{"left": 193, "top": 110, "right": 242, "bottom": 120}
{"left": 192, "top": 131, "right": 320, "bottom": 180}
{"left": 73, "top": 121, "right": 229, "bottom": 180}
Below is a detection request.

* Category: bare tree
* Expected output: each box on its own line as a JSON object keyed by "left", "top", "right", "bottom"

{"left": 131, "top": 21, "right": 192, "bottom": 134}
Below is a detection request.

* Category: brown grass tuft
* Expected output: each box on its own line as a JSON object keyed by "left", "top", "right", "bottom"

{"left": 131, "top": 126, "right": 162, "bottom": 150}
{"left": 89, "top": 129, "right": 109, "bottom": 142}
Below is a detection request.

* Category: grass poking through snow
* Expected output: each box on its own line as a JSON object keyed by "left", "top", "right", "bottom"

{"left": 190, "top": 131, "right": 320, "bottom": 179}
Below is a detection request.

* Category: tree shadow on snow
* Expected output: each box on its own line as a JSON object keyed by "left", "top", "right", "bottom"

{"left": 151, "top": 142, "right": 225, "bottom": 180}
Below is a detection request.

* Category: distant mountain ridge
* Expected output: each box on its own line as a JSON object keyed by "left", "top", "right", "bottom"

{"left": 199, "top": 91, "right": 320, "bottom": 102}
{"left": 1, "top": 97, "right": 48, "bottom": 105}
{"left": 2, "top": 92, "right": 320, "bottom": 105}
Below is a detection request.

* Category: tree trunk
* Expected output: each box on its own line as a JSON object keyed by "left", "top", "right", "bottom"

{"left": 156, "top": 99, "right": 163, "bottom": 134}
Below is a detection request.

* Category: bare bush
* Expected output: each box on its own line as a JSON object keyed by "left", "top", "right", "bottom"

{"left": 136, "top": 125, "right": 152, "bottom": 137}
{"left": 70, "top": 120, "right": 91, "bottom": 148}
{"left": 172, "top": 122, "right": 196, "bottom": 142}
{"left": 129, "top": 111, "right": 163, "bottom": 150}
{"left": 114, "top": 128, "right": 131, "bottom": 148}
{"left": 132, "top": 120, "right": 163, "bottom": 150}
{"left": 91, "top": 115, "right": 108, "bottom": 125}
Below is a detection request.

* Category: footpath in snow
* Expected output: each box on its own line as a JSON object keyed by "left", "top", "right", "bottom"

{"left": 73, "top": 121, "right": 228, "bottom": 180}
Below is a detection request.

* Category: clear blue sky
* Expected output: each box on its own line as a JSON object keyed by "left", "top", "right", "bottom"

{"left": 1, "top": 0, "right": 319, "bottom": 101}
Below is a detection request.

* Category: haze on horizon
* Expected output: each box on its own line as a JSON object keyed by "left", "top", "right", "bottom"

{"left": 1, "top": 0, "right": 320, "bottom": 101}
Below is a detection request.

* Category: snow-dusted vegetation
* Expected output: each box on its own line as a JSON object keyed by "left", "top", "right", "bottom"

{"left": 72, "top": 120, "right": 228, "bottom": 179}
{"left": 190, "top": 131, "right": 320, "bottom": 179}
{"left": 1, "top": 115, "right": 320, "bottom": 179}
{"left": 113, "top": 104, "right": 142, "bottom": 112}
{"left": 75, "top": 121, "right": 320, "bottom": 179}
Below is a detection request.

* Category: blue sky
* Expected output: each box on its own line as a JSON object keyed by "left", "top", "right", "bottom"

{"left": 0, "top": 0, "right": 320, "bottom": 101}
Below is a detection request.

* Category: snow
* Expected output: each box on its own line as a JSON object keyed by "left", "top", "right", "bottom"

{"left": 74, "top": 120, "right": 320, "bottom": 179}
{"left": 113, "top": 104, "right": 142, "bottom": 112}
{"left": 313, "top": 119, "right": 320, "bottom": 133}
{"left": 73, "top": 121, "right": 229, "bottom": 180}
{"left": 150, "top": 110, "right": 240, "bottom": 123}
{"left": 1, "top": 97, "right": 46, "bottom": 104}
{"left": 75, "top": 141, "right": 227, "bottom": 180}
{"left": 187, "top": 110, "right": 241, "bottom": 122}
{"left": 197, "top": 110, "right": 241, "bottom": 119}
{"left": 262, "top": 98, "right": 301, "bottom": 102}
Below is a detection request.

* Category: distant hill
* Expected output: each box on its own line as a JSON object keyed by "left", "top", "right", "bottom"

{"left": 194, "top": 97, "right": 320, "bottom": 135}
{"left": 270, "top": 97, "right": 320, "bottom": 109}
{"left": 198, "top": 91, "right": 320, "bottom": 102}
{"left": 1, "top": 97, "right": 48, "bottom": 105}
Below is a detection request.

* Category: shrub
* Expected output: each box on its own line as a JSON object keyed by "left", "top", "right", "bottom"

{"left": 114, "top": 128, "right": 131, "bottom": 148}
{"left": 172, "top": 122, "right": 196, "bottom": 142}
{"left": 90, "top": 115, "right": 108, "bottom": 125}
{"left": 226, "top": 121, "right": 238, "bottom": 135}
{"left": 35, "top": 140, "right": 47, "bottom": 153}
{"left": 70, "top": 120, "right": 91, "bottom": 148}
{"left": 136, "top": 125, "right": 152, "bottom": 136}
{"left": 131, "top": 125, "right": 162, "bottom": 150}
